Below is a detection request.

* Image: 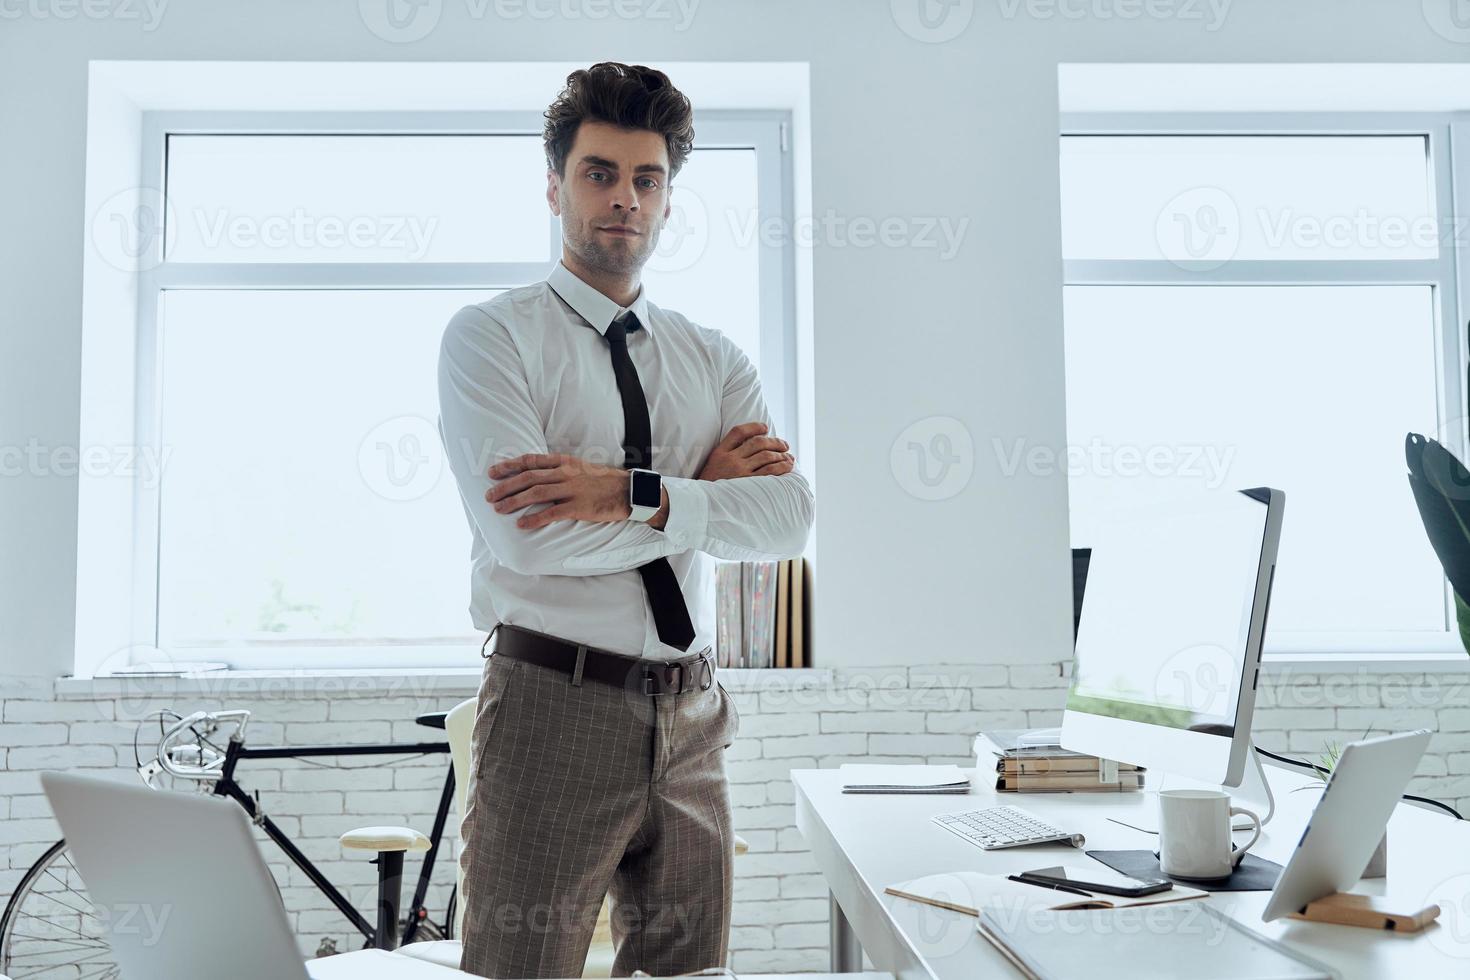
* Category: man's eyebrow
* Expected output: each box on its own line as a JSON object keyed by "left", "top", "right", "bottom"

{"left": 579, "top": 154, "right": 667, "bottom": 176}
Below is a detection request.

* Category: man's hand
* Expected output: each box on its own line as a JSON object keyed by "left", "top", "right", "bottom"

{"left": 698, "top": 422, "right": 795, "bottom": 481}
{"left": 488, "top": 453, "right": 655, "bottom": 530}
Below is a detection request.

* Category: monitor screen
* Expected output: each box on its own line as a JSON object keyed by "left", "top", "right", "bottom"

{"left": 1071, "top": 547, "right": 1091, "bottom": 642}
{"left": 1066, "top": 490, "right": 1274, "bottom": 737}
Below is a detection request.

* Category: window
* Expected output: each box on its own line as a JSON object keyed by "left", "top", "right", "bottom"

{"left": 129, "top": 111, "right": 794, "bottom": 669}
{"left": 1059, "top": 122, "right": 1465, "bottom": 656}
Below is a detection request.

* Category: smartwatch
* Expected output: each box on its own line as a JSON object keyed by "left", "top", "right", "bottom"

{"left": 628, "top": 468, "right": 662, "bottom": 523}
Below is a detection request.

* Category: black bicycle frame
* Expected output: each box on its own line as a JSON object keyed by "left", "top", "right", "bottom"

{"left": 212, "top": 733, "right": 453, "bottom": 947}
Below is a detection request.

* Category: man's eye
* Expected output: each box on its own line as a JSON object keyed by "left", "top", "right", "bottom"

{"left": 588, "top": 171, "right": 607, "bottom": 182}
{"left": 637, "top": 178, "right": 659, "bottom": 190}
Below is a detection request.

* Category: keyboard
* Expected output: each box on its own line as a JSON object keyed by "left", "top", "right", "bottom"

{"left": 932, "top": 805, "right": 1085, "bottom": 850}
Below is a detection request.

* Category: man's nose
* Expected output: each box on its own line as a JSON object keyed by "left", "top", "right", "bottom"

{"left": 609, "top": 175, "right": 642, "bottom": 211}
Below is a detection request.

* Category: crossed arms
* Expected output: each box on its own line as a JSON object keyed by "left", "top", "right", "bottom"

{"left": 436, "top": 304, "right": 814, "bottom": 577}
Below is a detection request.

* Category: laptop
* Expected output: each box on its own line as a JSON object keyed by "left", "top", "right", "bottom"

{"left": 1261, "top": 730, "right": 1432, "bottom": 922}
{"left": 40, "top": 771, "right": 467, "bottom": 979}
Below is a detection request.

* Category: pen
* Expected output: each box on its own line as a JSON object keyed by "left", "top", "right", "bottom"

{"left": 1006, "top": 874, "right": 1093, "bottom": 897}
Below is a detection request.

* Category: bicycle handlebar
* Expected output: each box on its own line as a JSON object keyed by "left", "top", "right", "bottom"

{"left": 155, "top": 709, "right": 252, "bottom": 780}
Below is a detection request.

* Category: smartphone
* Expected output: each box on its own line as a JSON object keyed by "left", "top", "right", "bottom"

{"left": 1016, "top": 865, "right": 1173, "bottom": 898}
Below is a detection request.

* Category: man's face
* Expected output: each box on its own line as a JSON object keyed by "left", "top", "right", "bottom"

{"left": 547, "top": 119, "right": 673, "bottom": 278}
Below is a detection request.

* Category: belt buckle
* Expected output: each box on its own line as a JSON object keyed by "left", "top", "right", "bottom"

{"left": 642, "top": 648, "right": 715, "bottom": 696}
{"left": 643, "top": 661, "right": 682, "bottom": 696}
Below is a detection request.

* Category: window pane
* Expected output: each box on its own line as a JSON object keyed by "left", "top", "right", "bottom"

{"left": 164, "top": 135, "right": 549, "bottom": 263}
{"left": 640, "top": 148, "right": 762, "bottom": 365}
{"left": 157, "top": 288, "right": 496, "bottom": 650}
{"left": 1060, "top": 136, "right": 1434, "bottom": 261}
{"left": 1064, "top": 284, "right": 1444, "bottom": 635}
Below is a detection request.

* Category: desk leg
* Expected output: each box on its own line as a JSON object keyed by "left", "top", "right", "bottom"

{"left": 829, "top": 890, "right": 864, "bottom": 972}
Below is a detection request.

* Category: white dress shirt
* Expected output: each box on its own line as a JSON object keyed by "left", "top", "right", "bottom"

{"left": 437, "top": 260, "right": 814, "bottom": 661}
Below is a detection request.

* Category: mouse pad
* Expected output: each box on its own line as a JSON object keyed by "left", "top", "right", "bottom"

{"left": 1086, "top": 848, "right": 1283, "bottom": 892}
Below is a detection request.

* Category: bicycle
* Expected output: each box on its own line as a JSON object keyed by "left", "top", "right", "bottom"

{"left": 0, "top": 706, "right": 459, "bottom": 978}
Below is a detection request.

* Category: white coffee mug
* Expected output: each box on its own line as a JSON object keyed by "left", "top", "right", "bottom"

{"left": 1157, "top": 789, "right": 1261, "bottom": 880}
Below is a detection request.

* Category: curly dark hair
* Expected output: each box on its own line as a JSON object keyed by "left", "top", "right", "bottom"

{"left": 543, "top": 62, "right": 695, "bottom": 181}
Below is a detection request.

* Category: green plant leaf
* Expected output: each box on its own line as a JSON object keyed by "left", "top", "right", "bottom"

{"left": 1405, "top": 433, "right": 1470, "bottom": 656}
{"left": 1456, "top": 591, "right": 1470, "bottom": 656}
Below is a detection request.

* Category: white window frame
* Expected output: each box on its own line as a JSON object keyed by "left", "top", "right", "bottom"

{"left": 118, "top": 108, "right": 796, "bottom": 673}
{"left": 1059, "top": 112, "right": 1470, "bottom": 667}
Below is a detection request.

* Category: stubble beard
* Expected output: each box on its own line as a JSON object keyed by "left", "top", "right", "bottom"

{"left": 562, "top": 194, "right": 661, "bottom": 279}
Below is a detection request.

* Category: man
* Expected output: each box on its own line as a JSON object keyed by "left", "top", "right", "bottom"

{"left": 437, "top": 62, "right": 814, "bottom": 979}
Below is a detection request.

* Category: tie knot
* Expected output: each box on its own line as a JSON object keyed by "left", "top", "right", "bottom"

{"left": 607, "top": 311, "right": 641, "bottom": 344}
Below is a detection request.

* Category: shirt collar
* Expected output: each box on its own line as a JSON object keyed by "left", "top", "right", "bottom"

{"left": 547, "top": 260, "right": 654, "bottom": 338}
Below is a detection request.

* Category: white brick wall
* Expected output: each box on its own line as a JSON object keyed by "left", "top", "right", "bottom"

{"left": 1251, "top": 668, "right": 1470, "bottom": 808}
{"left": 2, "top": 662, "right": 1468, "bottom": 971}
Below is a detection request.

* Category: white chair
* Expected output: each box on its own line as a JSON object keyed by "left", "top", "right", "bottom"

{"left": 393, "top": 696, "right": 748, "bottom": 975}
{"left": 338, "top": 826, "right": 431, "bottom": 950}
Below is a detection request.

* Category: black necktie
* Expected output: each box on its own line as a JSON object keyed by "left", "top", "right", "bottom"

{"left": 604, "top": 311, "right": 696, "bottom": 652}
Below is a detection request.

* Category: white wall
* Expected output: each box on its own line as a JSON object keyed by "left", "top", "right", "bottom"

{"left": 6, "top": 1, "right": 1470, "bottom": 678}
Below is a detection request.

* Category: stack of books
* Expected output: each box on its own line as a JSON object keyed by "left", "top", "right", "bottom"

{"left": 715, "top": 557, "right": 810, "bottom": 668}
{"left": 977, "top": 729, "right": 1144, "bottom": 794}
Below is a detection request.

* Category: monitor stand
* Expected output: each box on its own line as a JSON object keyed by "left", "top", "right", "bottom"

{"left": 1229, "top": 744, "right": 1278, "bottom": 828}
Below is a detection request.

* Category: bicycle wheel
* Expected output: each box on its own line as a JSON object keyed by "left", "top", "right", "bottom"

{"left": 442, "top": 885, "right": 456, "bottom": 941}
{"left": 0, "top": 839, "right": 119, "bottom": 978}
{"left": 406, "top": 912, "right": 445, "bottom": 944}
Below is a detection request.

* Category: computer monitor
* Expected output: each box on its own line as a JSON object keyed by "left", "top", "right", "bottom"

{"left": 1061, "top": 487, "right": 1283, "bottom": 788}
{"left": 1070, "top": 547, "right": 1091, "bottom": 642}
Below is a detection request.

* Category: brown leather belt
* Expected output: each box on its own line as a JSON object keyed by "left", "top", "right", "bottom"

{"left": 482, "top": 623, "right": 715, "bottom": 696}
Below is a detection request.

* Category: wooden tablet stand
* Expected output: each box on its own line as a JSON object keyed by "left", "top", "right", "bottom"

{"left": 1289, "top": 892, "right": 1440, "bottom": 933}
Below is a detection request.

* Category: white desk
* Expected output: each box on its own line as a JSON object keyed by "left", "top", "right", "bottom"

{"left": 303, "top": 948, "right": 895, "bottom": 979}
{"left": 794, "top": 765, "right": 1470, "bottom": 978}
{"left": 306, "top": 949, "right": 471, "bottom": 978}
